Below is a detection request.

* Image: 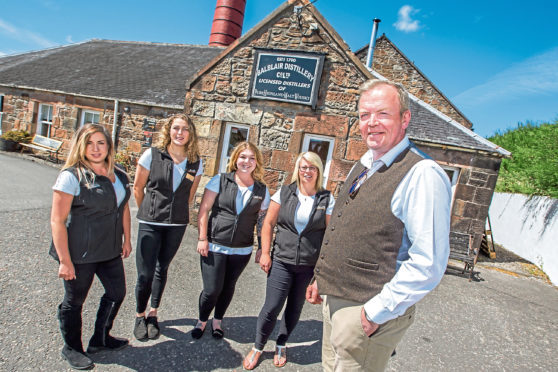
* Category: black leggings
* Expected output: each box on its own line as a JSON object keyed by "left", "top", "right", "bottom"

{"left": 135, "top": 223, "right": 186, "bottom": 313}
{"left": 198, "top": 251, "right": 251, "bottom": 321}
{"left": 61, "top": 256, "right": 126, "bottom": 312}
{"left": 255, "top": 259, "right": 314, "bottom": 350}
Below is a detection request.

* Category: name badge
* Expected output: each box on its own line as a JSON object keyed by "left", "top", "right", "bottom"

{"left": 317, "top": 206, "right": 326, "bottom": 210}
{"left": 253, "top": 195, "right": 263, "bottom": 200}
{"left": 186, "top": 173, "right": 195, "bottom": 181}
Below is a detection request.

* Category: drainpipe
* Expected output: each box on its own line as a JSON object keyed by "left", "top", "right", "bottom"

{"left": 365, "top": 18, "right": 381, "bottom": 70}
{"left": 112, "top": 100, "right": 119, "bottom": 148}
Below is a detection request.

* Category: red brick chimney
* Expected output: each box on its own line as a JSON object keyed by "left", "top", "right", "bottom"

{"left": 209, "top": 0, "right": 247, "bottom": 46}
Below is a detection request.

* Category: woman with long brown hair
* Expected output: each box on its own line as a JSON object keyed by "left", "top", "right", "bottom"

{"left": 133, "top": 114, "right": 203, "bottom": 341}
{"left": 50, "top": 123, "right": 131, "bottom": 369}
{"left": 192, "top": 141, "right": 270, "bottom": 339}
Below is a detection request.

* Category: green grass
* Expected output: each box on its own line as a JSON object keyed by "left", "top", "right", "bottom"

{"left": 488, "top": 121, "right": 558, "bottom": 198}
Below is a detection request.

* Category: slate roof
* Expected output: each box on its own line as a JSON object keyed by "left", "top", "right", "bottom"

{"left": 0, "top": 39, "right": 223, "bottom": 108}
{"left": 366, "top": 63, "right": 510, "bottom": 157}
{"left": 407, "top": 97, "right": 510, "bottom": 156}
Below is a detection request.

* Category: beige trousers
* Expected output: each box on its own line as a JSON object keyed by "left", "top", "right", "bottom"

{"left": 322, "top": 295, "right": 415, "bottom": 372}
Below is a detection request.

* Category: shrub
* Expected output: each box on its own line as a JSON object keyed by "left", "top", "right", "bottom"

{"left": 488, "top": 121, "right": 558, "bottom": 198}
{"left": 1, "top": 129, "right": 32, "bottom": 143}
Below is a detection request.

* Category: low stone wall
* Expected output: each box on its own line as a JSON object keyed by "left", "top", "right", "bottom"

{"left": 489, "top": 192, "right": 558, "bottom": 285}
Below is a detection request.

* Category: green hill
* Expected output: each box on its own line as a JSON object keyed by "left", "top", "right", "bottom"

{"left": 487, "top": 121, "right": 558, "bottom": 198}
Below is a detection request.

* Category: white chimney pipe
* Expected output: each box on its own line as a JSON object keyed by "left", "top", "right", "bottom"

{"left": 365, "top": 18, "right": 381, "bottom": 70}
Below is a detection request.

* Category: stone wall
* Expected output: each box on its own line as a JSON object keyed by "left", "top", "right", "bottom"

{"left": 0, "top": 87, "right": 181, "bottom": 174}
{"left": 360, "top": 36, "right": 473, "bottom": 130}
{"left": 186, "top": 7, "right": 368, "bottom": 196}
{"left": 417, "top": 144, "right": 502, "bottom": 255}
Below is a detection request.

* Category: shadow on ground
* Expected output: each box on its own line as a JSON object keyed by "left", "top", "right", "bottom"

{"left": 91, "top": 317, "right": 322, "bottom": 371}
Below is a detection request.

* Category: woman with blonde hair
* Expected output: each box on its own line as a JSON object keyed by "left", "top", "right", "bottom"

{"left": 50, "top": 124, "right": 131, "bottom": 369}
{"left": 192, "top": 141, "right": 271, "bottom": 339}
{"left": 133, "top": 114, "right": 203, "bottom": 341}
{"left": 243, "top": 152, "right": 335, "bottom": 370}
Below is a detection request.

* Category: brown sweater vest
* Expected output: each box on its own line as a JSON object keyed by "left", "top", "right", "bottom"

{"left": 314, "top": 147, "right": 422, "bottom": 303}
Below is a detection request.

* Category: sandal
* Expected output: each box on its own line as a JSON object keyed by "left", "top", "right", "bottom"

{"left": 243, "top": 347, "right": 263, "bottom": 370}
{"left": 191, "top": 321, "right": 206, "bottom": 339}
{"left": 274, "top": 345, "right": 287, "bottom": 368}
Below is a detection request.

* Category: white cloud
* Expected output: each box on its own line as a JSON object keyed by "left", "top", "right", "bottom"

{"left": 0, "top": 51, "right": 6, "bottom": 57}
{"left": 66, "top": 35, "right": 74, "bottom": 43}
{"left": 454, "top": 46, "right": 558, "bottom": 107}
{"left": 393, "top": 5, "right": 421, "bottom": 33}
{"left": 0, "top": 18, "right": 57, "bottom": 48}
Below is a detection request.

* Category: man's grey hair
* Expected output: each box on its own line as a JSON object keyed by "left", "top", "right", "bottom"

{"left": 359, "top": 79, "right": 410, "bottom": 116}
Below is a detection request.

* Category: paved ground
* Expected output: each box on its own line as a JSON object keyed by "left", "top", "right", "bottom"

{"left": 1, "top": 151, "right": 557, "bottom": 371}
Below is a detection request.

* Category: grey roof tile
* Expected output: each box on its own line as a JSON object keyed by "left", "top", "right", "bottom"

{"left": 0, "top": 39, "right": 223, "bottom": 107}
{"left": 408, "top": 99, "right": 510, "bottom": 156}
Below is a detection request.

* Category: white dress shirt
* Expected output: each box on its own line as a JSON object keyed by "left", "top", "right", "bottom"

{"left": 358, "top": 136, "right": 452, "bottom": 324}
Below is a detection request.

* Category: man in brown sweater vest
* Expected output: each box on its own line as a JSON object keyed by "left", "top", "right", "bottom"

{"left": 306, "top": 79, "right": 451, "bottom": 371}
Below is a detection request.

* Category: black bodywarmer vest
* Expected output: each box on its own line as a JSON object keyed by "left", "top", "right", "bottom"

{"left": 136, "top": 147, "right": 200, "bottom": 224}
{"left": 50, "top": 166, "right": 131, "bottom": 264}
{"left": 207, "top": 172, "right": 266, "bottom": 248}
{"left": 273, "top": 182, "right": 331, "bottom": 267}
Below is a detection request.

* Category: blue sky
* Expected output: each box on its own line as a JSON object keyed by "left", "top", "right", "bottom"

{"left": 1, "top": 0, "right": 557, "bottom": 138}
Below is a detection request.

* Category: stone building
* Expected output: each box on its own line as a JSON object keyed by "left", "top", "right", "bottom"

{"left": 0, "top": 0, "right": 509, "bottom": 264}
{"left": 0, "top": 40, "right": 223, "bottom": 169}
{"left": 184, "top": 0, "right": 509, "bottom": 259}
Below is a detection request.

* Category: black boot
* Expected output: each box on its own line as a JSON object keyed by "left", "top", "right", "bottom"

{"left": 87, "top": 298, "right": 129, "bottom": 354}
{"left": 58, "top": 304, "right": 94, "bottom": 370}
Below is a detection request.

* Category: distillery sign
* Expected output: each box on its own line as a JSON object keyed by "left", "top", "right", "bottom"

{"left": 248, "top": 49, "right": 324, "bottom": 108}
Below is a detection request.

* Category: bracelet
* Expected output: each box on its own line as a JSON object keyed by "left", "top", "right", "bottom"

{"left": 198, "top": 237, "right": 207, "bottom": 241}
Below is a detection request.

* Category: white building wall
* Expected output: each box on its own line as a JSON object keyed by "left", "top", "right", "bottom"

{"left": 489, "top": 192, "right": 558, "bottom": 285}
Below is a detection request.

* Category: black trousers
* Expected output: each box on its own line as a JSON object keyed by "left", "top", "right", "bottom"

{"left": 198, "top": 251, "right": 251, "bottom": 321}
{"left": 135, "top": 223, "right": 186, "bottom": 313}
{"left": 255, "top": 259, "right": 314, "bottom": 350}
{"left": 61, "top": 256, "right": 126, "bottom": 312}
{"left": 59, "top": 256, "right": 126, "bottom": 350}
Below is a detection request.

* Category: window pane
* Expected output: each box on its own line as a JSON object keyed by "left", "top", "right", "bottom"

{"left": 226, "top": 127, "right": 248, "bottom": 156}
{"left": 84, "top": 111, "right": 100, "bottom": 124}
{"left": 40, "top": 104, "right": 53, "bottom": 122}
{"left": 308, "top": 139, "right": 330, "bottom": 167}
{"left": 444, "top": 169, "right": 454, "bottom": 181}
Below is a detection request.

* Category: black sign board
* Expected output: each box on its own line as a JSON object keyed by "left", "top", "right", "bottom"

{"left": 142, "top": 118, "right": 157, "bottom": 131}
{"left": 142, "top": 118, "right": 157, "bottom": 146}
{"left": 248, "top": 49, "right": 324, "bottom": 109}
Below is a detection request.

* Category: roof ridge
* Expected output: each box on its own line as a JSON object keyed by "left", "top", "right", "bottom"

{"left": 0, "top": 39, "right": 91, "bottom": 59}
{"left": 373, "top": 35, "right": 474, "bottom": 128}
{"left": 89, "top": 39, "right": 224, "bottom": 49}
{"left": 369, "top": 69, "right": 510, "bottom": 157}
{"left": 186, "top": 0, "right": 373, "bottom": 89}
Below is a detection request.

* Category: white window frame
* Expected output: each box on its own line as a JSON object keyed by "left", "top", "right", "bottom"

{"left": 302, "top": 134, "right": 335, "bottom": 188}
{"left": 219, "top": 123, "right": 251, "bottom": 173}
{"left": 80, "top": 110, "right": 101, "bottom": 126}
{"left": 37, "top": 103, "right": 54, "bottom": 137}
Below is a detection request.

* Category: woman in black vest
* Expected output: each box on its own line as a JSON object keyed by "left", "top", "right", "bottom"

{"left": 133, "top": 114, "right": 202, "bottom": 341}
{"left": 243, "top": 152, "right": 335, "bottom": 370}
{"left": 192, "top": 142, "right": 270, "bottom": 339}
{"left": 51, "top": 124, "right": 132, "bottom": 370}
